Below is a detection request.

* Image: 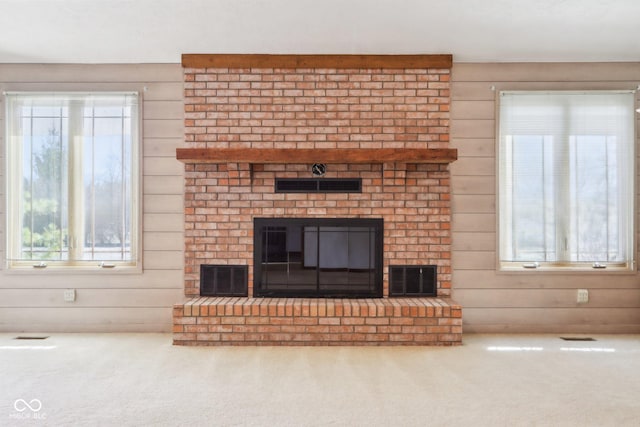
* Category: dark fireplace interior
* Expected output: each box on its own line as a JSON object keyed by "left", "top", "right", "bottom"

{"left": 254, "top": 218, "right": 383, "bottom": 298}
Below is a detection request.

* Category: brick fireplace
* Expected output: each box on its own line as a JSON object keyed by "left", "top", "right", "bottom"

{"left": 173, "top": 54, "right": 462, "bottom": 345}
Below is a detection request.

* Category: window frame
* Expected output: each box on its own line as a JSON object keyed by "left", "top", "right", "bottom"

{"left": 496, "top": 89, "right": 638, "bottom": 273}
{"left": 2, "top": 90, "right": 143, "bottom": 273}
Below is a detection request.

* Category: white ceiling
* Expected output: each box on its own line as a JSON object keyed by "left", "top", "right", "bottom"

{"left": 1, "top": 0, "right": 639, "bottom": 64}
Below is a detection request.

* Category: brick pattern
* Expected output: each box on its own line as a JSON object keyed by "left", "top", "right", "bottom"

{"left": 173, "top": 297, "right": 462, "bottom": 346}
{"left": 183, "top": 67, "right": 450, "bottom": 149}
{"left": 181, "top": 67, "right": 452, "bottom": 298}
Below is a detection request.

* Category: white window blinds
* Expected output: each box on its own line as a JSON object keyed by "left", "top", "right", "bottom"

{"left": 498, "top": 91, "right": 635, "bottom": 268}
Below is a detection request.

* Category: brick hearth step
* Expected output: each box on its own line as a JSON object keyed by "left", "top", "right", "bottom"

{"left": 173, "top": 297, "right": 462, "bottom": 346}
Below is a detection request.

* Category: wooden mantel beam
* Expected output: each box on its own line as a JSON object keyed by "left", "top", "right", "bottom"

{"left": 182, "top": 54, "right": 453, "bottom": 69}
{"left": 176, "top": 148, "right": 457, "bottom": 164}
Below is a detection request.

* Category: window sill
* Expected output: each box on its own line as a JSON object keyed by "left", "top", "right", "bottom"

{"left": 499, "top": 262, "right": 636, "bottom": 274}
{"left": 3, "top": 262, "right": 143, "bottom": 275}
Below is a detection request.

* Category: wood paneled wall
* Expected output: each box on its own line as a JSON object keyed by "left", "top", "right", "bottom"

{"left": 2, "top": 61, "right": 640, "bottom": 334}
{"left": 450, "top": 63, "right": 640, "bottom": 333}
{"left": 0, "top": 64, "right": 185, "bottom": 332}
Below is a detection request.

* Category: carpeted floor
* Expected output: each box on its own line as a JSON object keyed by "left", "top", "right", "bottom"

{"left": 1, "top": 333, "right": 639, "bottom": 426}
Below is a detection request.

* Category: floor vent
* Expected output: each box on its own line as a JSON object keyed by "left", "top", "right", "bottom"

{"left": 560, "top": 337, "right": 596, "bottom": 341}
{"left": 275, "top": 178, "right": 362, "bottom": 193}
{"left": 14, "top": 336, "right": 49, "bottom": 340}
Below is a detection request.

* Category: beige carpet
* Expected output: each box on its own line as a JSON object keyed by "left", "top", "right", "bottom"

{"left": 1, "top": 333, "right": 639, "bottom": 426}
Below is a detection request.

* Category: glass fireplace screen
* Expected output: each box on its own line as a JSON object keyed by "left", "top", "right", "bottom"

{"left": 253, "top": 218, "right": 383, "bottom": 298}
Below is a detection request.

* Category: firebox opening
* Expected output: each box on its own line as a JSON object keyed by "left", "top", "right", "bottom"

{"left": 254, "top": 218, "right": 383, "bottom": 298}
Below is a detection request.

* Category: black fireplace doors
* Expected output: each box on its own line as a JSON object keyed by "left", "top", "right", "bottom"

{"left": 254, "top": 218, "right": 383, "bottom": 298}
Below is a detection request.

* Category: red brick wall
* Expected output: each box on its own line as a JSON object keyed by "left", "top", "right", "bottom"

{"left": 182, "top": 67, "right": 451, "bottom": 297}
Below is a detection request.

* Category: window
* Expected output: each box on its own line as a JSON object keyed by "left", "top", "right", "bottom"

{"left": 4, "top": 92, "right": 140, "bottom": 269}
{"left": 498, "top": 91, "right": 635, "bottom": 270}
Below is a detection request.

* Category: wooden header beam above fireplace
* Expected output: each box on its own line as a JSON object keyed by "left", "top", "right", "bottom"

{"left": 182, "top": 54, "right": 453, "bottom": 69}
{"left": 176, "top": 148, "right": 457, "bottom": 165}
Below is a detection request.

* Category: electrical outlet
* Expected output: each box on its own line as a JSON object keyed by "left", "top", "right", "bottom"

{"left": 63, "top": 289, "right": 76, "bottom": 302}
{"left": 577, "top": 289, "right": 589, "bottom": 304}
